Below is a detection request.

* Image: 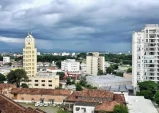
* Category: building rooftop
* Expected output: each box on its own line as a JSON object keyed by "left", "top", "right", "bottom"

{"left": 11, "top": 88, "right": 72, "bottom": 96}
{"left": 64, "top": 89, "right": 125, "bottom": 103}
{"left": 75, "top": 102, "right": 98, "bottom": 106}
{"left": 95, "top": 101, "right": 120, "bottom": 112}
{"left": 0, "top": 94, "right": 45, "bottom": 113}
{"left": 0, "top": 83, "right": 16, "bottom": 92}
{"left": 87, "top": 75, "right": 131, "bottom": 84}
{"left": 125, "top": 96, "right": 158, "bottom": 113}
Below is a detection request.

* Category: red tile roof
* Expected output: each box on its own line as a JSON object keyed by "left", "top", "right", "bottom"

{"left": 0, "top": 94, "right": 45, "bottom": 113}
{"left": 95, "top": 101, "right": 120, "bottom": 111}
{"left": 64, "top": 89, "right": 125, "bottom": 104}
{"left": 11, "top": 88, "right": 72, "bottom": 96}
{"left": 0, "top": 83, "right": 16, "bottom": 93}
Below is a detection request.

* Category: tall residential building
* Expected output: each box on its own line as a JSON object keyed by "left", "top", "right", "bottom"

{"left": 23, "top": 33, "right": 37, "bottom": 77}
{"left": 132, "top": 24, "right": 159, "bottom": 91}
{"left": 86, "top": 52, "right": 105, "bottom": 75}
{"left": 61, "top": 59, "right": 80, "bottom": 73}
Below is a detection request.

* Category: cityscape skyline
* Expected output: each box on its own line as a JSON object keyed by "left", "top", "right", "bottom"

{"left": 0, "top": 0, "right": 159, "bottom": 52}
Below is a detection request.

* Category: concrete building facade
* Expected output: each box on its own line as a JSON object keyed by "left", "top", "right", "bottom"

{"left": 132, "top": 24, "right": 159, "bottom": 91}
{"left": 23, "top": 33, "right": 37, "bottom": 77}
{"left": 61, "top": 59, "right": 80, "bottom": 73}
{"left": 25, "top": 74, "right": 59, "bottom": 89}
{"left": 3, "top": 57, "right": 10, "bottom": 64}
{"left": 86, "top": 52, "right": 105, "bottom": 75}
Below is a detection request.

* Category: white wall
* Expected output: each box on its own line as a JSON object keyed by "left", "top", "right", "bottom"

{"left": 73, "top": 105, "right": 95, "bottom": 113}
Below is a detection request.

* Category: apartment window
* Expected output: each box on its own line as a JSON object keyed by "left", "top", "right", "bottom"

{"left": 41, "top": 80, "right": 45, "bottom": 82}
{"left": 35, "top": 80, "right": 38, "bottom": 82}
{"left": 49, "top": 84, "right": 52, "bottom": 87}
{"left": 42, "top": 84, "right": 45, "bottom": 86}
{"left": 76, "top": 107, "right": 80, "bottom": 111}
{"left": 35, "top": 84, "right": 38, "bottom": 86}
{"left": 48, "top": 80, "right": 52, "bottom": 82}
{"left": 81, "top": 108, "right": 86, "bottom": 112}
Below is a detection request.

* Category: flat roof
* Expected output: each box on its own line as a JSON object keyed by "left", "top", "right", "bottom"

{"left": 125, "top": 96, "right": 158, "bottom": 113}
{"left": 86, "top": 75, "right": 131, "bottom": 84}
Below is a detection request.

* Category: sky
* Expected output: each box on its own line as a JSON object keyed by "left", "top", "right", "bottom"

{"left": 0, "top": 0, "right": 159, "bottom": 52}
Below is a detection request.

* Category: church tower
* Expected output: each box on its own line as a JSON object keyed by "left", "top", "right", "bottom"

{"left": 23, "top": 33, "right": 37, "bottom": 77}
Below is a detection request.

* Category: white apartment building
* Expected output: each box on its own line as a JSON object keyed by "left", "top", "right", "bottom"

{"left": 3, "top": 57, "right": 10, "bottom": 64}
{"left": 86, "top": 52, "right": 105, "bottom": 75}
{"left": 61, "top": 59, "right": 80, "bottom": 72}
{"left": 23, "top": 33, "right": 37, "bottom": 77}
{"left": 61, "top": 52, "right": 70, "bottom": 56}
{"left": 132, "top": 24, "right": 159, "bottom": 91}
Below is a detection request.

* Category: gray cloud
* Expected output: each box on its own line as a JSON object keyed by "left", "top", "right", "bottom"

{"left": 0, "top": 0, "right": 159, "bottom": 52}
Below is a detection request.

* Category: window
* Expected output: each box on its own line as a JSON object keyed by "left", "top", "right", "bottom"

{"left": 76, "top": 107, "right": 80, "bottom": 111}
{"left": 35, "top": 80, "right": 38, "bottom": 82}
{"left": 48, "top": 80, "right": 52, "bottom": 82}
{"left": 42, "top": 84, "right": 45, "bottom": 86}
{"left": 42, "top": 80, "right": 45, "bottom": 82}
{"left": 81, "top": 108, "right": 86, "bottom": 112}
{"left": 49, "top": 84, "right": 52, "bottom": 87}
{"left": 35, "top": 84, "right": 38, "bottom": 86}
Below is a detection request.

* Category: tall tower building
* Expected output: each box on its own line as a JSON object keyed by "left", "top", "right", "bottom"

{"left": 23, "top": 33, "right": 37, "bottom": 77}
{"left": 86, "top": 52, "right": 105, "bottom": 75}
{"left": 132, "top": 24, "right": 159, "bottom": 91}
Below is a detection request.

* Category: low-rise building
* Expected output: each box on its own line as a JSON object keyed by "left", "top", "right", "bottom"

{"left": 46, "top": 67, "right": 62, "bottom": 74}
{"left": 10, "top": 88, "right": 72, "bottom": 104}
{"left": 0, "top": 94, "right": 45, "bottom": 113}
{"left": 86, "top": 75, "right": 132, "bottom": 88}
{"left": 0, "top": 83, "right": 16, "bottom": 97}
{"left": 25, "top": 74, "right": 59, "bottom": 89}
{"left": 64, "top": 89, "right": 125, "bottom": 112}
{"left": 125, "top": 96, "right": 158, "bottom": 113}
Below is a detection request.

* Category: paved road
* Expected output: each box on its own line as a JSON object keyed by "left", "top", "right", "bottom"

{"left": 19, "top": 103, "right": 59, "bottom": 113}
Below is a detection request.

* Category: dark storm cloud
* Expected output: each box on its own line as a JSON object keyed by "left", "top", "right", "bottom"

{"left": 0, "top": 0, "right": 159, "bottom": 51}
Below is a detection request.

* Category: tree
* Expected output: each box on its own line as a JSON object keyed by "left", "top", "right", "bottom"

{"left": 106, "top": 67, "right": 113, "bottom": 74}
{"left": 116, "top": 72, "right": 123, "bottom": 77}
{"left": 7, "top": 69, "right": 28, "bottom": 88}
{"left": 155, "top": 91, "right": 159, "bottom": 105}
{"left": 75, "top": 83, "right": 82, "bottom": 91}
{"left": 0, "top": 73, "right": 6, "bottom": 83}
{"left": 111, "top": 64, "right": 119, "bottom": 70}
{"left": 56, "top": 61, "right": 61, "bottom": 69}
{"left": 66, "top": 77, "right": 71, "bottom": 85}
{"left": 114, "top": 104, "right": 128, "bottom": 113}
{"left": 136, "top": 90, "right": 154, "bottom": 100}
{"left": 21, "top": 83, "right": 28, "bottom": 88}
{"left": 56, "top": 72, "right": 65, "bottom": 80}
{"left": 127, "top": 68, "right": 132, "bottom": 73}
{"left": 137, "top": 81, "right": 157, "bottom": 100}
{"left": 138, "top": 81, "right": 157, "bottom": 92}
{"left": 97, "top": 70, "right": 104, "bottom": 75}
{"left": 79, "top": 76, "right": 87, "bottom": 87}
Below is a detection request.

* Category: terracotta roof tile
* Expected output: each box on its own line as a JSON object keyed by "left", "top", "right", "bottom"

{"left": 64, "top": 89, "right": 125, "bottom": 104}
{"left": 95, "top": 101, "right": 120, "bottom": 111}
{"left": 11, "top": 88, "right": 72, "bottom": 96}
{"left": 0, "top": 94, "right": 45, "bottom": 113}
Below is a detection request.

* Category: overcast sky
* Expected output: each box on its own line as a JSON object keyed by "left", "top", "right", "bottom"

{"left": 0, "top": 0, "right": 159, "bottom": 52}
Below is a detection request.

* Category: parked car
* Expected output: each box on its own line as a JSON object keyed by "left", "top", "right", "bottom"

{"left": 35, "top": 102, "right": 39, "bottom": 107}
{"left": 39, "top": 103, "right": 44, "bottom": 107}
{"left": 44, "top": 103, "right": 48, "bottom": 107}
